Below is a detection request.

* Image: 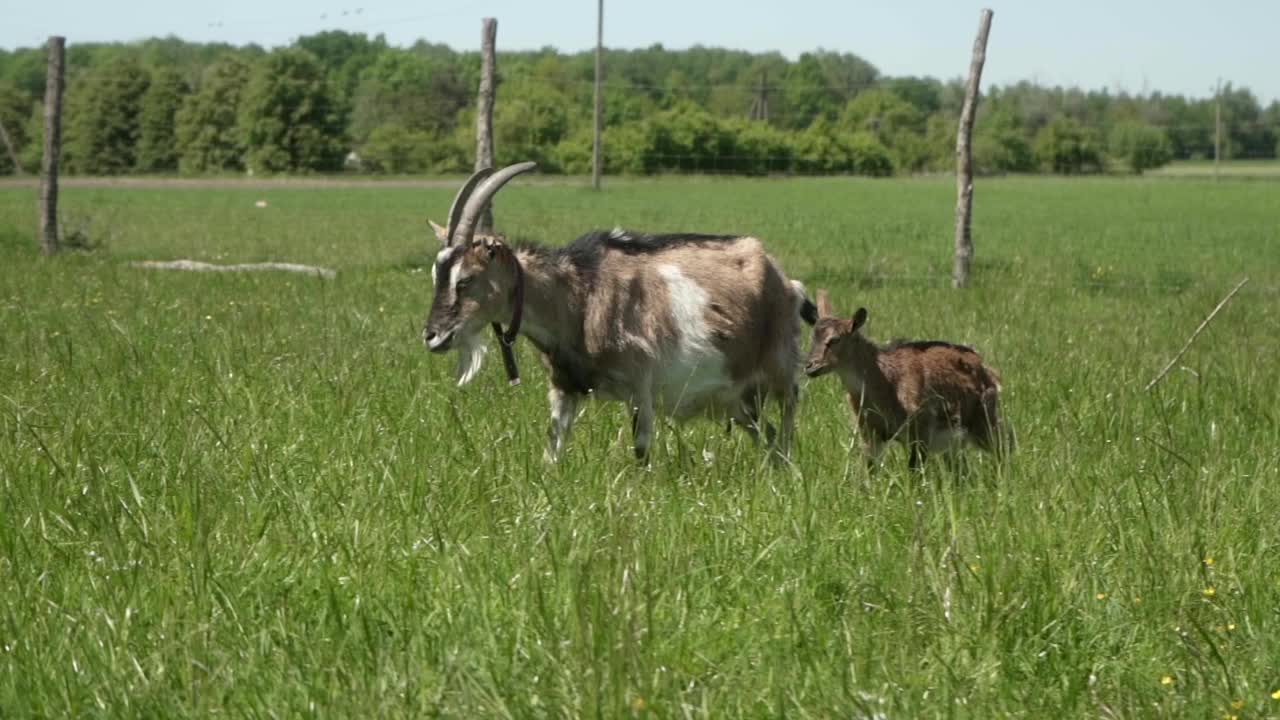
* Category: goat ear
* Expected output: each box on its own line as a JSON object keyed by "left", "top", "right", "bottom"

{"left": 850, "top": 307, "right": 868, "bottom": 331}
{"left": 816, "top": 289, "right": 833, "bottom": 318}
{"left": 428, "top": 220, "right": 449, "bottom": 245}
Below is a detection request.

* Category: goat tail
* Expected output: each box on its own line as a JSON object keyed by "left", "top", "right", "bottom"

{"left": 790, "top": 280, "right": 819, "bottom": 326}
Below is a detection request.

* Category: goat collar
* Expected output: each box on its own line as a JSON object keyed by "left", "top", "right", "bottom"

{"left": 490, "top": 251, "right": 524, "bottom": 386}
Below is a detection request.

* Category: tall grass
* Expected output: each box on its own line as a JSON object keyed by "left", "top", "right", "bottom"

{"left": 1, "top": 176, "right": 1277, "bottom": 717}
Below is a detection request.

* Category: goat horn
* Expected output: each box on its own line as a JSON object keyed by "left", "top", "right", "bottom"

{"left": 453, "top": 161, "right": 537, "bottom": 247}
{"left": 444, "top": 167, "right": 495, "bottom": 246}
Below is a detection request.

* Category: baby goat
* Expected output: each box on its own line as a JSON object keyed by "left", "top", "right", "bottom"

{"left": 803, "top": 291, "right": 1009, "bottom": 470}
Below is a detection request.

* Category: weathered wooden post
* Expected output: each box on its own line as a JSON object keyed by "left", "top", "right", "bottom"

{"left": 952, "top": 9, "right": 993, "bottom": 289}
{"left": 475, "top": 17, "right": 497, "bottom": 233}
{"left": 40, "top": 35, "right": 66, "bottom": 256}
{"left": 591, "top": 0, "right": 604, "bottom": 190}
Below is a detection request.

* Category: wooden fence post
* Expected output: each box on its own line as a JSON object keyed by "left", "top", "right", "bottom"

{"left": 591, "top": 0, "right": 604, "bottom": 190}
{"left": 475, "top": 18, "right": 497, "bottom": 233}
{"left": 952, "top": 9, "right": 993, "bottom": 289}
{"left": 40, "top": 35, "right": 66, "bottom": 256}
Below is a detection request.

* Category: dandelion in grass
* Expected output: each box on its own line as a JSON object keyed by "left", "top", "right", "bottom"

{"left": 1226, "top": 623, "right": 1235, "bottom": 631}
{"left": 1095, "top": 592, "right": 1107, "bottom": 600}
{"left": 1203, "top": 556, "right": 1214, "bottom": 567}
{"left": 1161, "top": 676, "right": 1174, "bottom": 686}
{"left": 1203, "top": 587, "right": 1217, "bottom": 597}
{"left": 1271, "top": 689, "right": 1280, "bottom": 700}
{"left": 1133, "top": 596, "right": 1143, "bottom": 604}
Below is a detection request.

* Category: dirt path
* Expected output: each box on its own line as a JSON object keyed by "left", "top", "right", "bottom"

{"left": 0, "top": 175, "right": 589, "bottom": 190}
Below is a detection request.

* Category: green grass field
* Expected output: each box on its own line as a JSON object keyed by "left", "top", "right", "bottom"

{"left": 1149, "top": 159, "right": 1280, "bottom": 179}
{"left": 1, "top": 175, "right": 1278, "bottom": 718}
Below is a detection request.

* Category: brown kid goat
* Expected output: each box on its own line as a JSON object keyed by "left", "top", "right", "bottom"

{"left": 803, "top": 290, "right": 1010, "bottom": 470}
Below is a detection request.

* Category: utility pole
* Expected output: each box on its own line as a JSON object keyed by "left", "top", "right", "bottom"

{"left": 1214, "top": 78, "right": 1222, "bottom": 180}
{"left": 591, "top": 0, "right": 604, "bottom": 190}
{"left": 748, "top": 71, "right": 769, "bottom": 122}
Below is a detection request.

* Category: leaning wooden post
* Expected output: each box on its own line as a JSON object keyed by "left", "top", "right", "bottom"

{"left": 40, "top": 35, "right": 66, "bottom": 256}
{"left": 591, "top": 0, "right": 604, "bottom": 190}
{"left": 475, "top": 18, "right": 497, "bottom": 233}
{"left": 952, "top": 9, "right": 993, "bottom": 289}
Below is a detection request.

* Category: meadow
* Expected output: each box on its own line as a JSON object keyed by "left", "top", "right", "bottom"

{"left": 1, "top": 174, "right": 1278, "bottom": 718}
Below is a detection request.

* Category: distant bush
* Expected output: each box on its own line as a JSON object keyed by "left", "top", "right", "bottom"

{"left": 975, "top": 127, "right": 1036, "bottom": 174}
{"left": 1034, "top": 117, "right": 1104, "bottom": 174}
{"left": 1108, "top": 122, "right": 1173, "bottom": 174}
{"left": 790, "top": 119, "right": 894, "bottom": 176}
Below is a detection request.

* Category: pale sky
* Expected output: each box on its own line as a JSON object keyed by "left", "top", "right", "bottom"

{"left": 4, "top": 1, "right": 1276, "bottom": 104}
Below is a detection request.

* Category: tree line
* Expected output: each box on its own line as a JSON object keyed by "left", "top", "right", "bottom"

{"left": 1, "top": 32, "right": 1277, "bottom": 177}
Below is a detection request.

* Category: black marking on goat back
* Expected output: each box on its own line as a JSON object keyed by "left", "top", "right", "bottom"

{"left": 882, "top": 339, "right": 977, "bottom": 355}
{"left": 606, "top": 230, "right": 742, "bottom": 253}
{"left": 560, "top": 229, "right": 742, "bottom": 275}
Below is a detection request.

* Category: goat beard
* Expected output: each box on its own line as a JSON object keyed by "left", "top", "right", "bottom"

{"left": 453, "top": 330, "right": 489, "bottom": 387}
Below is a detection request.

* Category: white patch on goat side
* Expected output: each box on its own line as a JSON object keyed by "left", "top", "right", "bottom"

{"left": 656, "top": 264, "right": 729, "bottom": 412}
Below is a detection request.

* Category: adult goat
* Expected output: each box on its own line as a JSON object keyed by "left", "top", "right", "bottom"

{"left": 421, "top": 162, "right": 817, "bottom": 462}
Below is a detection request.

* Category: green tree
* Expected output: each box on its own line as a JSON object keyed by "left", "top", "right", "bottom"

{"left": 237, "top": 49, "right": 345, "bottom": 173}
{"left": 781, "top": 54, "right": 838, "bottom": 129}
{"left": 348, "top": 50, "right": 466, "bottom": 144}
{"left": 19, "top": 101, "right": 43, "bottom": 170}
{"left": 295, "top": 30, "right": 387, "bottom": 104}
{"left": 842, "top": 131, "right": 895, "bottom": 176}
{"left": 493, "top": 78, "right": 572, "bottom": 171}
{"left": 838, "top": 88, "right": 929, "bottom": 170}
{"left": 646, "top": 101, "right": 735, "bottom": 172}
{"left": 790, "top": 117, "right": 894, "bottom": 176}
{"left": 1107, "top": 122, "right": 1172, "bottom": 174}
{"left": 66, "top": 57, "right": 150, "bottom": 174}
{"left": 0, "top": 80, "right": 31, "bottom": 174}
{"left": 360, "top": 123, "right": 432, "bottom": 173}
{"left": 839, "top": 88, "right": 924, "bottom": 136}
{"left": 920, "top": 113, "right": 957, "bottom": 171}
{"left": 0, "top": 48, "right": 47, "bottom": 99}
{"left": 972, "top": 108, "right": 1035, "bottom": 174}
{"left": 885, "top": 76, "right": 943, "bottom": 116}
{"left": 136, "top": 68, "right": 188, "bottom": 172}
{"left": 724, "top": 119, "right": 792, "bottom": 175}
{"left": 176, "top": 56, "right": 250, "bottom": 173}
{"left": 813, "top": 50, "right": 879, "bottom": 106}
{"left": 1033, "top": 116, "right": 1103, "bottom": 174}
